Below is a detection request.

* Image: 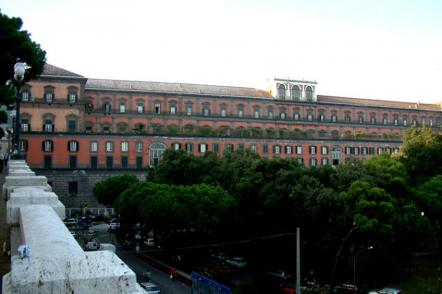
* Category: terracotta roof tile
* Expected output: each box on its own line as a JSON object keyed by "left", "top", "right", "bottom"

{"left": 42, "top": 64, "right": 84, "bottom": 78}
{"left": 318, "top": 95, "right": 441, "bottom": 111}
{"left": 86, "top": 78, "right": 272, "bottom": 98}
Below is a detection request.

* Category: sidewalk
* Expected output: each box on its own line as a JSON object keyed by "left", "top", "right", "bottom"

{"left": 0, "top": 170, "right": 9, "bottom": 277}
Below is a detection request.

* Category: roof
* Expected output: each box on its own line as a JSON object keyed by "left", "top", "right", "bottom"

{"left": 318, "top": 95, "right": 441, "bottom": 112}
{"left": 41, "top": 64, "right": 84, "bottom": 78}
{"left": 86, "top": 78, "right": 273, "bottom": 98}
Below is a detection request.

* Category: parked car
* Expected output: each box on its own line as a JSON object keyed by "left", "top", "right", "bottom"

{"left": 140, "top": 281, "right": 161, "bottom": 294}
{"left": 369, "top": 288, "right": 401, "bottom": 294}
{"left": 108, "top": 222, "right": 120, "bottom": 231}
{"left": 64, "top": 218, "right": 78, "bottom": 226}
{"left": 143, "top": 238, "right": 155, "bottom": 247}
{"left": 86, "top": 229, "right": 96, "bottom": 239}
{"left": 226, "top": 257, "right": 247, "bottom": 268}
{"left": 266, "top": 269, "right": 292, "bottom": 280}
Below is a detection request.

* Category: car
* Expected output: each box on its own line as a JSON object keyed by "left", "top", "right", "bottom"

{"left": 64, "top": 218, "right": 77, "bottom": 226}
{"left": 144, "top": 238, "right": 155, "bottom": 247}
{"left": 266, "top": 269, "right": 292, "bottom": 280}
{"left": 226, "top": 257, "right": 247, "bottom": 268}
{"left": 140, "top": 281, "right": 161, "bottom": 294}
{"left": 369, "top": 288, "right": 401, "bottom": 294}
{"left": 86, "top": 229, "right": 96, "bottom": 239}
{"left": 108, "top": 222, "right": 120, "bottom": 231}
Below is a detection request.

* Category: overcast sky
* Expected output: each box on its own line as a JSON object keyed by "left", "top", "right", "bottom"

{"left": 2, "top": 0, "right": 442, "bottom": 103}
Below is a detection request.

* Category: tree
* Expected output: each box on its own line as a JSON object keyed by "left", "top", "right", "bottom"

{"left": 93, "top": 174, "right": 139, "bottom": 206}
{"left": 0, "top": 10, "right": 46, "bottom": 104}
{"left": 400, "top": 126, "right": 442, "bottom": 184}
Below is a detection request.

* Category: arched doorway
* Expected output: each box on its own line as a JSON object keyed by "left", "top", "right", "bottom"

{"left": 149, "top": 142, "right": 167, "bottom": 166}
{"left": 331, "top": 146, "right": 342, "bottom": 166}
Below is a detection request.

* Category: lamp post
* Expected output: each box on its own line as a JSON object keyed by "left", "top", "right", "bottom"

{"left": 13, "top": 61, "right": 27, "bottom": 159}
{"left": 353, "top": 246, "right": 373, "bottom": 286}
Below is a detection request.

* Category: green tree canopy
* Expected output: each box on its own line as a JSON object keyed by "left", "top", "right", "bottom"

{"left": 0, "top": 10, "right": 46, "bottom": 104}
{"left": 93, "top": 174, "right": 139, "bottom": 206}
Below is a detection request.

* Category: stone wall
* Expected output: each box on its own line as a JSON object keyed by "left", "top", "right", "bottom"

{"left": 35, "top": 169, "right": 147, "bottom": 208}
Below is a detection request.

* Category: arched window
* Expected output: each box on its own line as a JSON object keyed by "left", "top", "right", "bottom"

{"left": 305, "top": 86, "right": 313, "bottom": 101}
{"left": 42, "top": 114, "right": 55, "bottom": 132}
{"left": 42, "top": 140, "right": 53, "bottom": 152}
{"left": 291, "top": 85, "right": 300, "bottom": 100}
{"left": 119, "top": 101, "right": 126, "bottom": 113}
{"left": 67, "top": 140, "right": 79, "bottom": 152}
{"left": 67, "top": 86, "right": 78, "bottom": 104}
{"left": 44, "top": 86, "right": 55, "bottom": 103}
{"left": 149, "top": 142, "right": 167, "bottom": 166}
{"left": 67, "top": 116, "right": 77, "bottom": 132}
{"left": 278, "top": 84, "right": 286, "bottom": 99}
{"left": 137, "top": 100, "right": 144, "bottom": 113}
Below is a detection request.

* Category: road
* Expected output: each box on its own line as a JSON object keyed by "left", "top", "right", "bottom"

{"left": 93, "top": 227, "right": 190, "bottom": 294}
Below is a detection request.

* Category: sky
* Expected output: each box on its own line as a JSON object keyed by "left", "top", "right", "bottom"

{"left": 2, "top": 0, "right": 442, "bottom": 103}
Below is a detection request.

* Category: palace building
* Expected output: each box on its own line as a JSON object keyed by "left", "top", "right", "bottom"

{"left": 16, "top": 64, "right": 442, "bottom": 206}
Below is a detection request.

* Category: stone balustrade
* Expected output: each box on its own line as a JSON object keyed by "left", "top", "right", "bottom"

{"left": 2, "top": 160, "right": 146, "bottom": 293}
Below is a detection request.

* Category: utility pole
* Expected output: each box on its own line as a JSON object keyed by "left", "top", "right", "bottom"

{"left": 296, "top": 227, "right": 301, "bottom": 294}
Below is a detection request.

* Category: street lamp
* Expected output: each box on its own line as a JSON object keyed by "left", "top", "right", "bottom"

{"left": 13, "top": 61, "right": 27, "bottom": 159}
{"left": 353, "top": 246, "right": 373, "bottom": 286}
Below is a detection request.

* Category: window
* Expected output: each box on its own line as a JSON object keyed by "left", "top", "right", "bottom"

{"left": 21, "top": 118, "right": 30, "bottom": 132}
{"left": 225, "top": 144, "right": 234, "bottom": 152}
{"left": 370, "top": 113, "right": 376, "bottom": 125}
{"left": 296, "top": 145, "right": 303, "bottom": 155}
{"left": 171, "top": 143, "right": 181, "bottom": 151}
{"left": 306, "top": 86, "right": 313, "bottom": 101}
{"left": 319, "top": 112, "right": 325, "bottom": 122}
{"left": 285, "top": 145, "right": 293, "bottom": 154}
{"left": 250, "top": 144, "right": 257, "bottom": 153}
{"left": 278, "top": 84, "right": 286, "bottom": 99}
{"left": 377, "top": 147, "right": 383, "bottom": 155}
{"left": 294, "top": 111, "right": 300, "bottom": 121}
{"left": 68, "top": 140, "right": 79, "bottom": 152}
{"left": 291, "top": 85, "right": 300, "bottom": 100}
{"left": 321, "top": 146, "right": 328, "bottom": 155}
{"left": 90, "top": 141, "right": 99, "bottom": 152}
{"left": 21, "top": 89, "right": 31, "bottom": 102}
{"left": 199, "top": 143, "right": 208, "bottom": 153}
{"left": 297, "top": 157, "right": 304, "bottom": 164}
{"left": 254, "top": 107, "right": 260, "bottom": 118}
{"left": 344, "top": 112, "right": 351, "bottom": 122}
{"left": 307, "top": 111, "right": 313, "bottom": 121}
{"left": 331, "top": 111, "right": 337, "bottom": 122}
{"left": 186, "top": 104, "right": 193, "bottom": 116}
{"left": 90, "top": 156, "right": 98, "bottom": 169}
{"left": 237, "top": 105, "right": 244, "bottom": 118}
{"left": 69, "top": 156, "right": 77, "bottom": 169}
{"left": 268, "top": 107, "right": 274, "bottom": 119}
{"left": 44, "top": 87, "right": 54, "bottom": 103}
{"left": 136, "top": 156, "right": 143, "bottom": 169}
{"left": 263, "top": 144, "right": 269, "bottom": 153}
{"left": 42, "top": 140, "right": 53, "bottom": 152}
{"left": 121, "top": 141, "right": 129, "bottom": 152}
{"left": 136, "top": 142, "right": 144, "bottom": 152}
{"left": 361, "top": 147, "right": 368, "bottom": 155}
{"left": 383, "top": 114, "right": 388, "bottom": 125}
{"left": 85, "top": 122, "right": 93, "bottom": 133}
{"left": 213, "top": 143, "right": 219, "bottom": 153}
{"left": 358, "top": 112, "right": 364, "bottom": 124}
{"left": 121, "top": 156, "right": 128, "bottom": 168}
{"left": 186, "top": 143, "right": 193, "bottom": 152}
{"left": 106, "top": 156, "right": 113, "bottom": 169}
{"left": 103, "top": 102, "right": 111, "bottom": 114}
{"left": 274, "top": 145, "right": 281, "bottom": 154}
{"left": 119, "top": 102, "right": 126, "bottom": 113}
{"left": 309, "top": 145, "right": 317, "bottom": 154}
{"left": 68, "top": 181, "right": 78, "bottom": 195}
{"left": 354, "top": 147, "right": 359, "bottom": 155}
{"left": 170, "top": 104, "right": 177, "bottom": 115}
{"left": 403, "top": 117, "right": 408, "bottom": 127}
{"left": 280, "top": 112, "right": 286, "bottom": 119}
{"left": 44, "top": 155, "right": 52, "bottom": 169}
{"left": 150, "top": 142, "right": 166, "bottom": 166}
{"left": 321, "top": 158, "right": 329, "bottom": 166}
{"left": 310, "top": 158, "right": 317, "bottom": 167}
{"left": 68, "top": 118, "right": 76, "bottom": 132}
{"left": 137, "top": 101, "right": 144, "bottom": 113}
{"left": 105, "top": 141, "right": 114, "bottom": 152}
{"left": 238, "top": 144, "right": 245, "bottom": 152}
{"left": 68, "top": 87, "right": 77, "bottom": 104}
{"left": 43, "top": 119, "right": 54, "bottom": 132}
{"left": 154, "top": 102, "right": 161, "bottom": 114}
{"left": 220, "top": 105, "right": 227, "bottom": 117}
